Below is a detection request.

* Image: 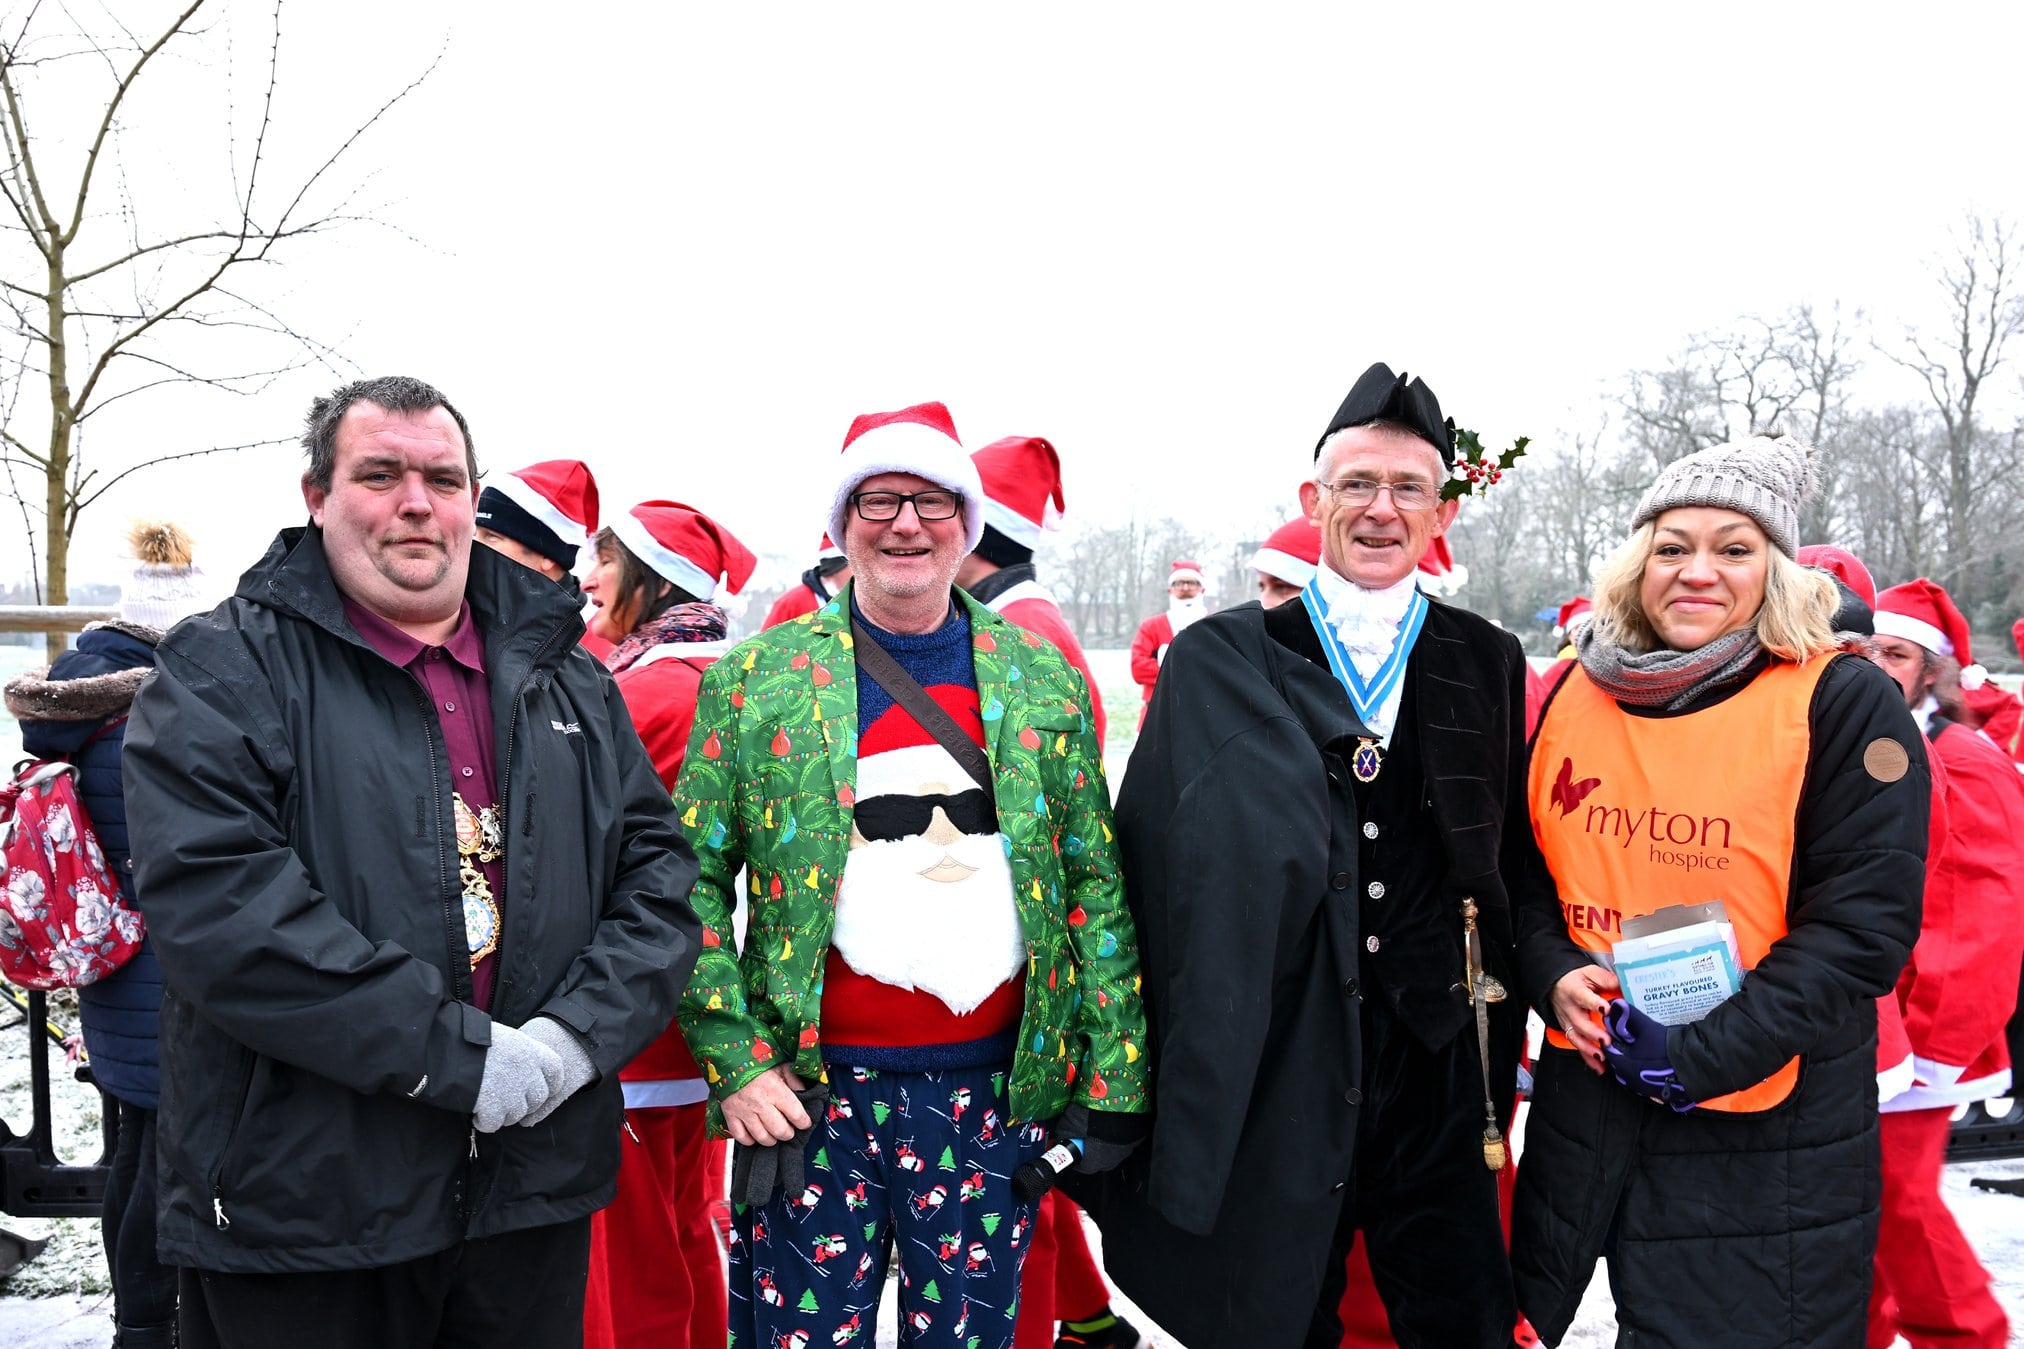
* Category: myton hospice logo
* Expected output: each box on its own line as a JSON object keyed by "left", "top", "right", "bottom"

{"left": 1550, "top": 757, "right": 1600, "bottom": 816}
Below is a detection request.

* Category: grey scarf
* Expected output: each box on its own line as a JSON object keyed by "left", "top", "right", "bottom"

{"left": 1577, "top": 624, "right": 1763, "bottom": 710}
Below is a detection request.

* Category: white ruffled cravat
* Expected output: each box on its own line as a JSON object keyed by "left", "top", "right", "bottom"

{"left": 1314, "top": 566, "right": 1417, "bottom": 679}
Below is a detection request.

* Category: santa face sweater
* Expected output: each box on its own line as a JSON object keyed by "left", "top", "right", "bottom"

{"left": 820, "top": 602, "right": 1025, "bottom": 1071}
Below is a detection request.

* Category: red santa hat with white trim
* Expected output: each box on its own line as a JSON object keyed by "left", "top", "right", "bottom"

{"left": 827, "top": 402, "right": 984, "bottom": 552}
{"left": 1555, "top": 596, "right": 1595, "bottom": 641}
{"left": 1250, "top": 518, "right": 1321, "bottom": 588}
{"left": 609, "top": 500, "right": 757, "bottom": 603}
{"left": 1168, "top": 559, "right": 1204, "bottom": 586}
{"left": 476, "top": 459, "right": 599, "bottom": 571}
{"left": 1874, "top": 577, "right": 1987, "bottom": 690}
{"left": 971, "top": 436, "right": 1064, "bottom": 553}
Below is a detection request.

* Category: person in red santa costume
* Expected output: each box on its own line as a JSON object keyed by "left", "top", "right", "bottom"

{"left": 761, "top": 535, "right": 851, "bottom": 630}
{"left": 1252, "top": 517, "right": 1322, "bottom": 608}
{"left": 474, "top": 457, "right": 613, "bottom": 658}
{"left": 1865, "top": 576, "right": 2024, "bottom": 1349}
{"left": 956, "top": 434, "right": 1107, "bottom": 745}
{"left": 579, "top": 499, "right": 757, "bottom": 1349}
{"left": 1129, "top": 561, "right": 1208, "bottom": 726}
{"left": 955, "top": 433, "right": 1135, "bottom": 1348}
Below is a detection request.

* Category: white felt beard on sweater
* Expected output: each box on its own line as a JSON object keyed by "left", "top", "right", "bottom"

{"left": 831, "top": 743, "right": 1025, "bottom": 1013}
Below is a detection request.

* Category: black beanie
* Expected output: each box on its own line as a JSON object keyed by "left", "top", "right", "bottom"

{"left": 971, "top": 524, "right": 1033, "bottom": 571}
{"left": 476, "top": 485, "right": 577, "bottom": 570}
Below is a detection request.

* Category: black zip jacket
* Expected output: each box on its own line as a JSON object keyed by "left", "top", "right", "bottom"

{"left": 124, "top": 527, "right": 701, "bottom": 1274}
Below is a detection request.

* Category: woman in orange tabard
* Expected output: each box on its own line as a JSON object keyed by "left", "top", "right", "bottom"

{"left": 1509, "top": 434, "right": 1929, "bottom": 1349}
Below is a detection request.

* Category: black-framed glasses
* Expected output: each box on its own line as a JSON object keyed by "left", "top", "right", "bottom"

{"left": 850, "top": 490, "right": 963, "bottom": 522}
{"left": 1315, "top": 477, "right": 1440, "bottom": 512}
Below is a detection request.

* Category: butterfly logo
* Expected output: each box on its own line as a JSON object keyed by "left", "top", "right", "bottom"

{"left": 1551, "top": 757, "right": 1601, "bottom": 817}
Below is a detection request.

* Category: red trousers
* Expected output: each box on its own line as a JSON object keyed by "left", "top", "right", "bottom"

{"left": 583, "top": 1103, "right": 728, "bottom": 1349}
{"left": 1013, "top": 1191, "right": 1115, "bottom": 1348}
{"left": 1866, "top": 1107, "right": 2008, "bottom": 1349}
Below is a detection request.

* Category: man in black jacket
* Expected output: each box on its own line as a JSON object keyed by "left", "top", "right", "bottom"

{"left": 1072, "top": 364, "right": 1528, "bottom": 1348}
{"left": 124, "top": 376, "right": 702, "bottom": 1348}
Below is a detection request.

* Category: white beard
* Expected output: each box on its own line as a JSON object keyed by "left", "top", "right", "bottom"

{"left": 832, "top": 828, "right": 1025, "bottom": 1014}
{"left": 1168, "top": 595, "right": 1206, "bottom": 632}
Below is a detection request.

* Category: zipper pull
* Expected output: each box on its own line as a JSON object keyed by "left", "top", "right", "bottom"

{"left": 469, "top": 1128, "right": 480, "bottom": 1161}
{"left": 624, "top": 1116, "right": 642, "bottom": 1145}
{"left": 213, "top": 1193, "right": 230, "bottom": 1230}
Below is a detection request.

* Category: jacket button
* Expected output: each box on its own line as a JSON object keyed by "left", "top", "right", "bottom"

{"left": 1344, "top": 1088, "right": 1363, "bottom": 1106}
{"left": 1362, "top": 821, "right": 1379, "bottom": 839}
{"left": 1366, "top": 935, "right": 1381, "bottom": 953}
{"left": 1366, "top": 881, "right": 1385, "bottom": 899}
{"left": 1331, "top": 872, "right": 1351, "bottom": 891}
{"left": 1343, "top": 977, "right": 1359, "bottom": 997}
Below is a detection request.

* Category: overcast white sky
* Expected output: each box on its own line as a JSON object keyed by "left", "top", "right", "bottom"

{"left": 8, "top": 1, "right": 2024, "bottom": 606}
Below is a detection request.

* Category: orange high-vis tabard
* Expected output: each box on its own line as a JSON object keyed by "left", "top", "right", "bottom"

{"left": 1529, "top": 655, "right": 1839, "bottom": 1113}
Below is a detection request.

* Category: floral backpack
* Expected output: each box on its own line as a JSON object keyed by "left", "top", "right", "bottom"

{"left": 0, "top": 753, "right": 143, "bottom": 989}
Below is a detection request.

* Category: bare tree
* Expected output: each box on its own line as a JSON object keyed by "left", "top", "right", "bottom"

{"left": 1885, "top": 214, "right": 2024, "bottom": 614}
{"left": 0, "top": 0, "right": 432, "bottom": 655}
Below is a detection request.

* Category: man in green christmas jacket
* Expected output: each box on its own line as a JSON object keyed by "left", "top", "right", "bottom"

{"left": 674, "top": 402, "right": 1147, "bottom": 1349}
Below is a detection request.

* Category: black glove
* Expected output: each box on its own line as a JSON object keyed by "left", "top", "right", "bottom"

{"left": 1602, "top": 999, "right": 1697, "bottom": 1112}
{"left": 1055, "top": 1103, "right": 1148, "bottom": 1175}
{"left": 728, "top": 1084, "right": 830, "bottom": 1206}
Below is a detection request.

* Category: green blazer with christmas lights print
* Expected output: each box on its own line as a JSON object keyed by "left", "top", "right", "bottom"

{"left": 672, "top": 583, "right": 1148, "bottom": 1132}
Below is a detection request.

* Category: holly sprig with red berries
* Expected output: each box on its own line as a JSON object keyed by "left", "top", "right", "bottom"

{"left": 1442, "top": 428, "right": 1531, "bottom": 501}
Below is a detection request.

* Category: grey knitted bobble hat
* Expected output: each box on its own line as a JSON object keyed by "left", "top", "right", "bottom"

{"left": 1629, "top": 432, "right": 1816, "bottom": 556}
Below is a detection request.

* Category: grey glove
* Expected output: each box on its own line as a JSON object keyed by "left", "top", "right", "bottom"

{"left": 729, "top": 1084, "right": 830, "bottom": 1206}
{"left": 515, "top": 1017, "right": 600, "bottom": 1127}
{"left": 1056, "top": 1103, "right": 1145, "bottom": 1175}
{"left": 473, "top": 1022, "right": 566, "bottom": 1133}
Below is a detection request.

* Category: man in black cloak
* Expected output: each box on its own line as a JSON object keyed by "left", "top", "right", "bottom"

{"left": 1070, "top": 364, "right": 1531, "bottom": 1348}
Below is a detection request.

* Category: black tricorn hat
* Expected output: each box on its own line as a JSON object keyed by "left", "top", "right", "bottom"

{"left": 1315, "top": 362, "right": 1456, "bottom": 465}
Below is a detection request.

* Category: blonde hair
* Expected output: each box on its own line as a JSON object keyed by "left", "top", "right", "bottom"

{"left": 1590, "top": 520, "right": 1841, "bottom": 660}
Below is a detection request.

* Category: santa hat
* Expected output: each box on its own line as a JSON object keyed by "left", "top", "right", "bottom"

{"left": 2012, "top": 615, "right": 2023, "bottom": 664}
{"left": 972, "top": 436, "right": 1064, "bottom": 551}
{"left": 1554, "top": 596, "right": 1595, "bottom": 640}
{"left": 1875, "top": 578, "right": 1987, "bottom": 690}
{"left": 120, "top": 519, "right": 208, "bottom": 630}
{"left": 476, "top": 459, "right": 599, "bottom": 570}
{"left": 827, "top": 402, "right": 984, "bottom": 552}
{"left": 609, "top": 500, "right": 757, "bottom": 603}
{"left": 818, "top": 533, "right": 844, "bottom": 562}
{"left": 1795, "top": 544, "right": 1876, "bottom": 608}
{"left": 1415, "top": 535, "right": 1469, "bottom": 597}
{"left": 1168, "top": 560, "right": 1204, "bottom": 586}
{"left": 1251, "top": 518, "right": 1321, "bottom": 588}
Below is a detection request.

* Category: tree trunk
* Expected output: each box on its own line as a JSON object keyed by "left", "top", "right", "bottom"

{"left": 43, "top": 244, "right": 70, "bottom": 663}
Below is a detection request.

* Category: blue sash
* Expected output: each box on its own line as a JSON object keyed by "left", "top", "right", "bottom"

{"left": 1299, "top": 577, "right": 1427, "bottom": 741}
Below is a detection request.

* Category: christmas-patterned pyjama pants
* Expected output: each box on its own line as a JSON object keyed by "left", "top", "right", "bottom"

{"left": 728, "top": 1061, "right": 1050, "bottom": 1349}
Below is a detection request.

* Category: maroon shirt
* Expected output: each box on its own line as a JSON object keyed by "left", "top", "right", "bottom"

{"left": 342, "top": 596, "right": 505, "bottom": 1010}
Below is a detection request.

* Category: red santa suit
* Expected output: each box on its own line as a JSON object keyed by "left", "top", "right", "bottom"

{"left": 1867, "top": 580, "right": 2024, "bottom": 1349}
{"left": 585, "top": 502, "right": 754, "bottom": 1349}
{"left": 1131, "top": 561, "right": 1208, "bottom": 723}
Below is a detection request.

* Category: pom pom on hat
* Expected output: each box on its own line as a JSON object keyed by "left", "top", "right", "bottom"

{"left": 1416, "top": 535, "right": 1469, "bottom": 597}
{"left": 1629, "top": 432, "right": 1816, "bottom": 556}
{"left": 828, "top": 402, "right": 984, "bottom": 552}
{"left": 1251, "top": 517, "right": 1322, "bottom": 588}
{"left": 1875, "top": 577, "right": 1985, "bottom": 688}
{"left": 610, "top": 500, "right": 757, "bottom": 603}
{"left": 120, "top": 519, "right": 207, "bottom": 630}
